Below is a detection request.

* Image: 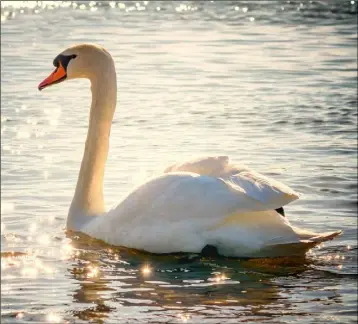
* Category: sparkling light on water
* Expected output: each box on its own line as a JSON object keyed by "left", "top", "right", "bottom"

{"left": 215, "top": 274, "right": 227, "bottom": 283}
{"left": 46, "top": 313, "right": 62, "bottom": 323}
{"left": 87, "top": 265, "right": 99, "bottom": 278}
{"left": 37, "top": 234, "right": 51, "bottom": 245}
{"left": 60, "top": 243, "right": 75, "bottom": 260}
{"left": 141, "top": 265, "right": 151, "bottom": 276}
{"left": 177, "top": 313, "right": 191, "bottom": 322}
{"left": 21, "top": 266, "right": 39, "bottom": 278}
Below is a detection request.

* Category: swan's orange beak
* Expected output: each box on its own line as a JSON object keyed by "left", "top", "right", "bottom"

{"left": 38, "top": 61, "right": 67, "bottom": 91}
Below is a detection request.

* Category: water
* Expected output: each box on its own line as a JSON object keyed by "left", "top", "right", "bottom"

{"left": 1, "top": 1, "right": 357, "bottom": 323}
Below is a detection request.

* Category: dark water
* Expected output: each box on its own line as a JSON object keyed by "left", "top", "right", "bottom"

{"left": 1, "top": 1, "right": 357, "bottom": 323}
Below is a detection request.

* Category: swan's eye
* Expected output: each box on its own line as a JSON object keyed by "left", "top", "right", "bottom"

{"left": 53, "top": 54, "right": 77, "bottom": 70}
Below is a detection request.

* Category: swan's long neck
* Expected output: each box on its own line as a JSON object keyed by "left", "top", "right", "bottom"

{"left": 68, "top": 60, "right": 117, "bottom": 225}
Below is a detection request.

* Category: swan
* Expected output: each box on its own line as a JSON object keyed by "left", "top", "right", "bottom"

{"left": 38, "top": 44, "right": 341, "bottom": 258}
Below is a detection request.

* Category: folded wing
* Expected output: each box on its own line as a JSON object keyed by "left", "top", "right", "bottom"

{"left": 165, "top": 155, "right": 300, "bottom": 209}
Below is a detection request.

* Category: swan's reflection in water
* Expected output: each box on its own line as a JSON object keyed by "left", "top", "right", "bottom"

{"left": 66, "top": 232, "right": 345, "bottom": 323}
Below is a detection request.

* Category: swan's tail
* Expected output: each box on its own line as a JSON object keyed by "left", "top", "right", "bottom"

{"left": 293, "top": 227, "right": 342, "bottom": 244}
{"left": 258, "top": 228, "right": 343, "bottom": 257}
{"left": 205, "top": 210, "right": 342, "bottom": 258}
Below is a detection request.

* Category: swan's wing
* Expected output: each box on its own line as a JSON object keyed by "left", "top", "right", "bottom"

{"left": 110, "top": 172, "right": 267, "bottom": 226}
{"left": 165, "top": 156, "right": 299, "bottom": 209}
{"left": 164, "top": 156, "right": 234, "bottom": 177}
{"left": 225, "top": 170, "right": 299, "bottom": 209}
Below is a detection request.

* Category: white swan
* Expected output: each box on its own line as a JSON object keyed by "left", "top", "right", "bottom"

{"left": 38, "top": 44, "right": 341, "bottom": 258}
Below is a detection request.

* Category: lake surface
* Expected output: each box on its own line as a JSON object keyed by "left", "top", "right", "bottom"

{"left": 1, "top": 1, "right": 357, "bottom": 323}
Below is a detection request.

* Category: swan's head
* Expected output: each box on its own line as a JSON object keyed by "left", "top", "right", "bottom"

{"left": 38, "top": 44, "right": 113, "bottom": 91}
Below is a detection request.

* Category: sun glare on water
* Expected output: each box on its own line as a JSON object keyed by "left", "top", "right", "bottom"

{"left": 141, "top": 265, "right": 151, "bottom": 276}
{"left": 46, "top": 313, "right": 62, "bottom": 323}
{"left": 86, "top": 265, "right": 99, "bottom": 278}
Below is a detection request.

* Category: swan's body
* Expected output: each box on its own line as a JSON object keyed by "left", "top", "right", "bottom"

{"left": 39, "top": 44, "right": 341, "bottom": 258}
